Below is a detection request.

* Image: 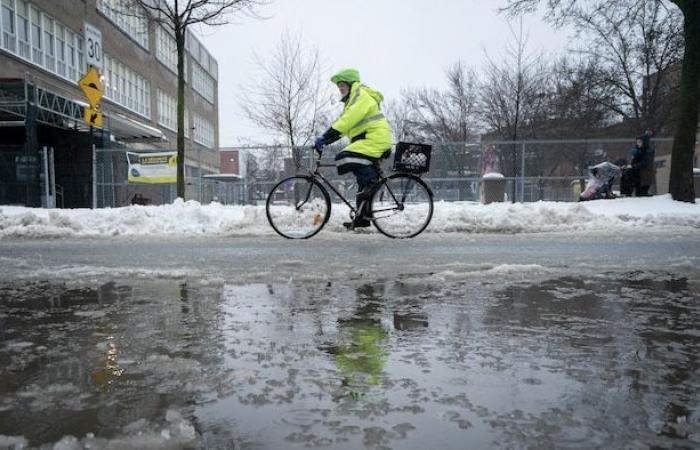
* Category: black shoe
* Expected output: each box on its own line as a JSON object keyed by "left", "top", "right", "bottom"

{"left": 343, "top": 218, "right": 371, "bottom": 229}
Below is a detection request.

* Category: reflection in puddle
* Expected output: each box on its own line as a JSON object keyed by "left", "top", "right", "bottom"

{"left": 321, "top": 285, "right": 390, "bottom": 396}
{"left": 0, "top": 272, "right": 698, "bottom": 449}
{"left": 89, "top": 338, "right": 125, "bottom": 390}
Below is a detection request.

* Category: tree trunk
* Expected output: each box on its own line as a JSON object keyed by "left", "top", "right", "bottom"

{"left": 669, "top": 0, "right": 699, "bottom": 203}
{"left": 176, "top": 27, "right": 187, "bottom": 199}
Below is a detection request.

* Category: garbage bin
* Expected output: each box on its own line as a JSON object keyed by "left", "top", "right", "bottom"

{"left": 481, "top": 172, "right": 506, "bottom": 204}
{"left": 694, "top": 168, "right": 700, "bottom": 199}
{"left": 571, "top": 179, "right": 585, "bottom": 201}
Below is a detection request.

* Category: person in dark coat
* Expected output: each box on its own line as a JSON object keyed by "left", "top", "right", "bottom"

{"left": 615, "top": 158, "right": 634, "bottom": 196}
{"left": 629, "top": 131, "right": 656, "bottom": 196}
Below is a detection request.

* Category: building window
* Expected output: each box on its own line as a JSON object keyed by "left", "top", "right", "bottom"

{"left": 157, "top": 89, "right": 176, "bottom": 131}
{"left": 104, "top": 53, "right": 151, "bottom": 118}
{"left": 187, "top": 33, "right": 216, "bottom": 78}
{"left": 42, "top": 14, "right": 54, "bottom": 72}
{"left": 0, "top": 2, "right": 84, "bottom": 83}
{"left": 193, "top": 114, "right": 215, "bottom": 148}
{"left": 96, "top": 0, "right": 148, "bottom": 49}
{"left": 157, "top": 89, "right": 190, "bottom": 137}
{"left": 29, "top": 5, "right": 40, "bottom": 64}
{"left": 55, "top": 24, "right": 65, "bottom": 77}
{"left": 15, "top": 0, "right": 28, "bottom": 59}
{"left": 76, "top": 34, "right": 83, "bottom": 77}
{"left": 156, "top": 25, "right": 177, "bottom": 74}
{"left": 192, "top": 61, "right": 214, "bottom": 104}
{"left": 1, "top": 0, "right": 16, "bottom": 53}
{"left": 66, "top": 28, "right": 77, "bottom": 81}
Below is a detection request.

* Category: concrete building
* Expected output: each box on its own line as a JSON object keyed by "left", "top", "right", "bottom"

{"left": 0, "top": 0, "right": 219, "bottom": 207}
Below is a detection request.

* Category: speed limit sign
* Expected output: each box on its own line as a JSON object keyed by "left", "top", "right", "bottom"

{"left": 84, "top": 23, "right": 103, "bottom": 70}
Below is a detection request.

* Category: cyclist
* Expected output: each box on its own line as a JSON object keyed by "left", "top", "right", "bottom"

{"left": 314, "top": 68, "right": 393, "bottom": 229}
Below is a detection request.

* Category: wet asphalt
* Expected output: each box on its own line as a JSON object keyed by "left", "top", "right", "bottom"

{"left": 0, "top": 232, "right": 699, "bottom": 449}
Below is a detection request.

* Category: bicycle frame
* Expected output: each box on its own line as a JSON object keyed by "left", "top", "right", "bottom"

{"left": 311, "top": 162, "right": 358, "bottom": 213}
{"left": 300, "top": 151, "right": 391, "bottom": 215}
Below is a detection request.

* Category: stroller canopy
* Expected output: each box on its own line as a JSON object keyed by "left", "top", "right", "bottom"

{"left": 589, "top": 161, "right": 621, "bottom": 180}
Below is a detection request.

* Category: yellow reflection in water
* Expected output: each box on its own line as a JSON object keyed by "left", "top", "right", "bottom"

{"left": 90, "top": 338, "right": 125, "bottom": 389}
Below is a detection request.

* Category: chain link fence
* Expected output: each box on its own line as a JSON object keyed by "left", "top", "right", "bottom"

{"left": 92, "top": 138, "right": 674, "bottom": 207}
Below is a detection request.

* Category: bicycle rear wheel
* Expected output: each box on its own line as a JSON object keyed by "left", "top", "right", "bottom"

{"left": 266, "top": 176, "right": 331, "bottom": 239}
{"left": 370, "top": 173, "right": 433, "bottom": 238}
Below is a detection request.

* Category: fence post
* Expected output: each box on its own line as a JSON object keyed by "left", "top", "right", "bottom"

{"left": 92, "top": 144, "right": 97, "bottom": 209}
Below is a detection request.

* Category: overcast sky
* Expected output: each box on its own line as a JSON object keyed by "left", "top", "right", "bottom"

{"left": 197, "top": 0, "right": 571, "bottom": 147}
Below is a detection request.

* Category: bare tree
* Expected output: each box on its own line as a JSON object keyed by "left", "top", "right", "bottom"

{"left": 547, "top": 57, "right": 616, "bottom": 134}
{"left": 480, "top": 20, "right": 550, "bottom": 141}
{"left": 503, "top": 0, "right": 697, "bottom": 202}
{"left": 563, "top": 1, "right": 683, "bottom": 132}
{"left": 241, "top": 30, "right": 331, "bottom": 171}
{"left": 479, "top": 19, "right": 551, "bottom": 201}
{"left": 123, "top": 0, "right": 267, "bottom": 198}
{"left": 402, "top": 62, "right": 480, "bottom": 143}
{"left": 401, "top": 62, "right": 481, "bottom": 200}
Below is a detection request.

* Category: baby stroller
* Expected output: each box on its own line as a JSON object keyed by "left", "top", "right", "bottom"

{"left": 579, "top": 161, "right": 622, "bottom": 201}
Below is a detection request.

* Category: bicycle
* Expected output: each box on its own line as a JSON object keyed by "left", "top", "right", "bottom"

{"left": 266, "top": 142, "right": 434, "bottom": 239}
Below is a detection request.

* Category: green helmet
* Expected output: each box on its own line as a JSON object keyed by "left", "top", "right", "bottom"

{"left": 330, "top": 68, "right": 360, "bottom": 85}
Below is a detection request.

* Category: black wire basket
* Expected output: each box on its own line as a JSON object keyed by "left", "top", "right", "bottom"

{"left": 393, "top": 142, "right": 432, "bottom": 174}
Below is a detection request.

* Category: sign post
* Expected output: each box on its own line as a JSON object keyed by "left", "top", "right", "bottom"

{"left": 81, "top": 23, "right": 104, "bottom": 209}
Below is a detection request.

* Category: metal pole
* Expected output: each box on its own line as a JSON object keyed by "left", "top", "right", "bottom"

{"left": 198, "top": 147, "right": 202, "bottom": 203}
{"left": 42, "top": 146, "right": 49, "bottom": 208}
{"left": 110, "top": 151, "right": 116, "bottom": 207}
{"left": 48, "top": 147, "right": 55, "bottom": 208}
{"left": 511, "top": 143, "right": 517, "bottom": 203}
{"left": 521, "top": 142, "right": 526, "bottom": 202}
{"left": 92, "top": 142, "right": 97, "bottom": 209}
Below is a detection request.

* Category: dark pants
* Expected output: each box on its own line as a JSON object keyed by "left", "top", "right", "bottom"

{"left": 620, "top": 168, "right": 634, "bottom": 196}
{"left": 353, "top": 165, "right": 379, "bottom": 219}
{"left": 635, "top": 185, "right": 650, "bottom": 196}
{"left": 621, "top": 167, "right": 648, "bottom": 196}
{"left": 628, "top": 167, "right": 651, "bottom": 196}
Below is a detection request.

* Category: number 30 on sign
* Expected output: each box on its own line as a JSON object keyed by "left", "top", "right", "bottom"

{"left": 84, "top": 23, "right": 103, "bottom": 70}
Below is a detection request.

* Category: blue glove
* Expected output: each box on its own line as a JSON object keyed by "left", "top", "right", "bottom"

{"left": 314, "top": 136, "right": 326, "bottom": 152}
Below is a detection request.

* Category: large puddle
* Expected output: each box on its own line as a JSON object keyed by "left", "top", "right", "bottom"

{"left": 0, "top": 270, "right": 699, "bottom": 449}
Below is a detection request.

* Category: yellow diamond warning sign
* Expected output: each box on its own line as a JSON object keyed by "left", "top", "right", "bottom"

{"left": 84, "top": 106, "right": 103, "bottom": 128}
{"left": 79, "top": 66, "right": 104, "bottom": 108}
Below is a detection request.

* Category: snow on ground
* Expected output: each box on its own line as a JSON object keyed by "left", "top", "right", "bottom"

{"left": 0, "top": 195, "right": 698, "bottom": 239}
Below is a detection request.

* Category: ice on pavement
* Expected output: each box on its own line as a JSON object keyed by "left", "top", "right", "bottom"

{"left": 0, "top": 195, "right": 698, "bottom": 238}
{"left": 0, "top": 409, "right": 196, "bottom": 450}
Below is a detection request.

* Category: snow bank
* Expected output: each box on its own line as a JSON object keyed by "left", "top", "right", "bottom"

{"left": 0, "top": 195, "right": 698, "bottom": 239}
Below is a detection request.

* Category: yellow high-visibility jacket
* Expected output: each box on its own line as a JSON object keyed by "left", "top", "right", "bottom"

{"left": 332, "top": 82, "right": 393, "bottom": 159}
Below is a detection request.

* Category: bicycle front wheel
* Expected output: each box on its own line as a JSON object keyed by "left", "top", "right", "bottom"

{"left": 371, "top": 173, "right": 433, "bottom": 239}
{"left": 266, "top": 176, "right": 331, "bottom": 239}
